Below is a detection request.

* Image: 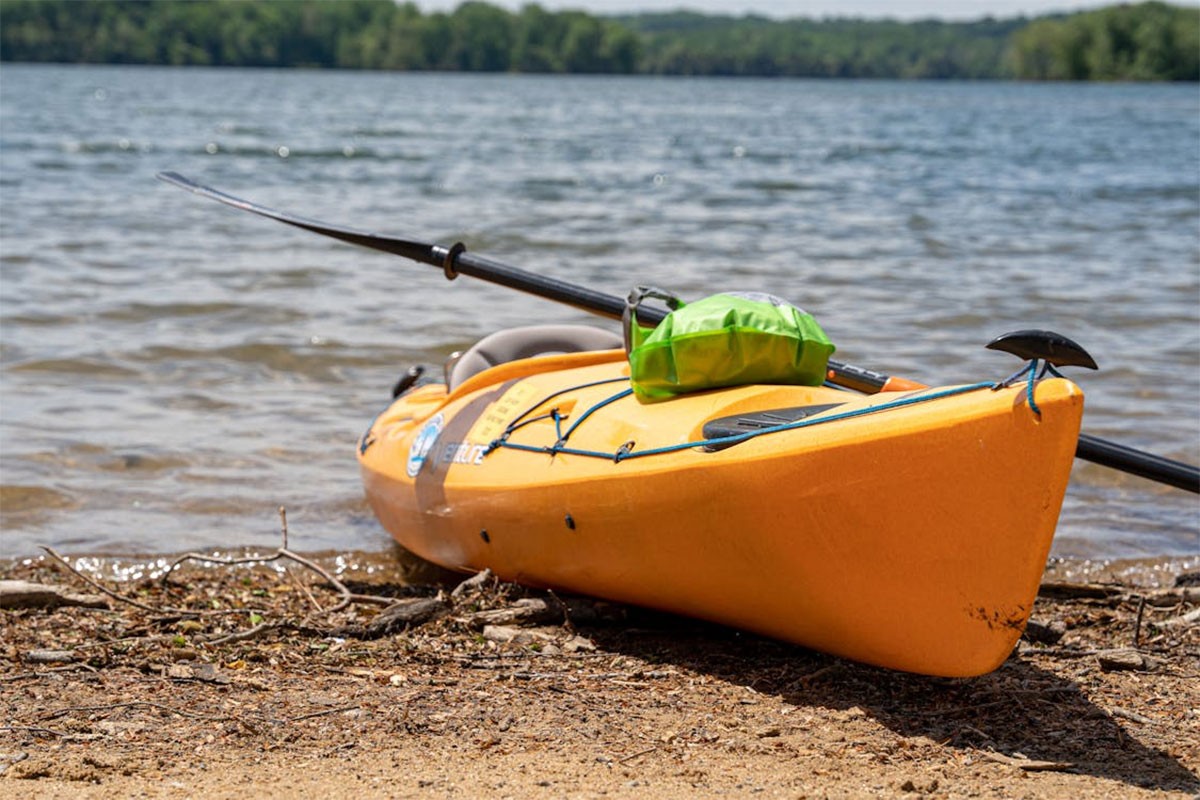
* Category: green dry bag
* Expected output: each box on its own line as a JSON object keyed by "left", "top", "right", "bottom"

{"left": 623, "top": 287, "right": 836, "bottom": 403}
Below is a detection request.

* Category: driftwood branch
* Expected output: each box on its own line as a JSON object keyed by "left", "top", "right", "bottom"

{"left": 459, "top": 597, "right": 564, "bottom": 629}
{"left": 1039, "top": 581, "right": 1199, "bottom": 606}
{"left": 450, "top": 568, "right": 494, "bottom": 600}
{"left": 1161, "top": 607, "right": 1200, "bottom": 628}
{"left": 0, "top": 580, "right": 108, "bottom": 611}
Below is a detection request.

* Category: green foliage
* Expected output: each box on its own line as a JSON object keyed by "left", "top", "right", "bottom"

{"left": 0, "top": 0, "right": 1194, "bottom": 80}
{"left": 622, "top": 13, "right": 1026, "bottom": 79}
{"left": 1009, "top": 2, "right": 1199, "bottom": 80}
{"left": 0, "top": 0, "right": 640, "bottom": 72}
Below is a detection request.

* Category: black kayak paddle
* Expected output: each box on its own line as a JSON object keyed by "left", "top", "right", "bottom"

{"left": 156, "top": 171, "right": 1200, "bottom": 494}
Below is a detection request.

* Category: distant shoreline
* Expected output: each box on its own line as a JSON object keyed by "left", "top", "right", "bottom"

{"left": 2, "top": 0, "right": 1196, "bottom": 81}
{"left": 7, "top": 61, "right": 1200, "bottom": 87}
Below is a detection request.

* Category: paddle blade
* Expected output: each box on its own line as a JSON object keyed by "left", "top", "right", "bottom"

{"left": 986, "top": 329, "right": 1098, "bottom": 370}
{"left": 156, "top": 171, "right": 439, "bottom": 266}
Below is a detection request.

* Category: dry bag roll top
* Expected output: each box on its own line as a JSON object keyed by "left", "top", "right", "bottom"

{"left": 623, "top": 287, "right": 836, "bottom": 403}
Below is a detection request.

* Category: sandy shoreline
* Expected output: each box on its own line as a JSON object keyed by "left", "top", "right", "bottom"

{"left": 2, "top": 551, "right": 1197, "bottom": 799}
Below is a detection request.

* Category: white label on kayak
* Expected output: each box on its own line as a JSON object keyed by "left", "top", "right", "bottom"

{"left": 437, "top": 441, "right": 490, "bottom": 467}
{"left": 406, "top": 413, "right": 444, "bottom": 478}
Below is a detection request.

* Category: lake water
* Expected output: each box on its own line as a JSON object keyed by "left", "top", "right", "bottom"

{"left": 1, "top": 64, "right": 1197, "bottom": 560}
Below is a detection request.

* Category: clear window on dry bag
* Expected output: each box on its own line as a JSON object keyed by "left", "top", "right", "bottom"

{"left": 622, "top": 286, "right": 836, "bottom": 403}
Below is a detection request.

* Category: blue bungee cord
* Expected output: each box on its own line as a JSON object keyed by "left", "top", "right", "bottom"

{"left": 993, "top": 357, "right": 1066, "bottom": 417}
{"left": 487, "top": 377, "right": 1000, "bottom": 463}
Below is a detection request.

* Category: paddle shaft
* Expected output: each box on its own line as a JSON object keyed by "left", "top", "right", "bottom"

{"left": 1077, "top": 434, "right": 1198, "bottom": 493}
{"left": 156, "top": 172, "right": 1200, "bottom": 493}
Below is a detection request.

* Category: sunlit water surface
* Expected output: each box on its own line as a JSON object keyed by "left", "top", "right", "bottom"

{"left": 2, "top": 65, "right": 1197, "bottom": 559}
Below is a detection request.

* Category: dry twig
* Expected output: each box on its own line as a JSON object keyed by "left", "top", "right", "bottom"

{"left": 203, "top": 621, "right": 278, "bottom": 646}
{"left": 40, "top": 547, "right": 188, "bottom": 615}
{"left": 38, "top": 700, "right": 232, "bottom": 723}
{"left": 619, "top": 745, "right": 658, "bottom": 764}
{"left": 158, "top": 507, "right": 377, "bottom": 618}
{"left": 284, "top": 705, "right": 361, "bottom": 724}
{"left": 981, "top": 751, "right": 1073, "bottom": 772}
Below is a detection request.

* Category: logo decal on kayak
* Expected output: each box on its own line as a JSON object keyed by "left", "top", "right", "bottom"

{"left": 407, "top": 413, "right": 444, "bottom": 478}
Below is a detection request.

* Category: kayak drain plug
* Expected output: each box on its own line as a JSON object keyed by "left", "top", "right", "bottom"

{"left": 565, "top": 514, "right": 576, "bottom": 530}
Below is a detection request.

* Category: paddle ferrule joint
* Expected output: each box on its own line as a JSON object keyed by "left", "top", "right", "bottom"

{"left": 441, "top": 242, "right": 466, "bottom": 281}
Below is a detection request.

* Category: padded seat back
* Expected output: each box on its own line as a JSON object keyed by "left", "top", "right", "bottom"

{"left": 448, "top": 325, "right": 623, "bottom": 391}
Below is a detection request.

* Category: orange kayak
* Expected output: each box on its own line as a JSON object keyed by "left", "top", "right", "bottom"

{"left": 358, "top": 334, "right": 1083, "bottom": 677}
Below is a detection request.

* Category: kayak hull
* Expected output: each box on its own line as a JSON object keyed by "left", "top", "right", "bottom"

{"left": 359, "top": 350, "right": 1083, "bottom": 677}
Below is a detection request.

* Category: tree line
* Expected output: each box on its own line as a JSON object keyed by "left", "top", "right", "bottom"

{"left": 1009, "top": 2, "right": 1198, "bottom": 80}
{"left": 0, "top": 1, "right": 640, "bottom": 72}
{"left": 0, "top": 0, "right": 1196, "bottom": 80}
{"left": 626, "top": 13, "right": 1025, "bottom": 79}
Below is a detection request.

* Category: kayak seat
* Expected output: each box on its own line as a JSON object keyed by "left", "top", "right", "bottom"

{"left": 447, "top": 325, "right": 624, "bottom": 391}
